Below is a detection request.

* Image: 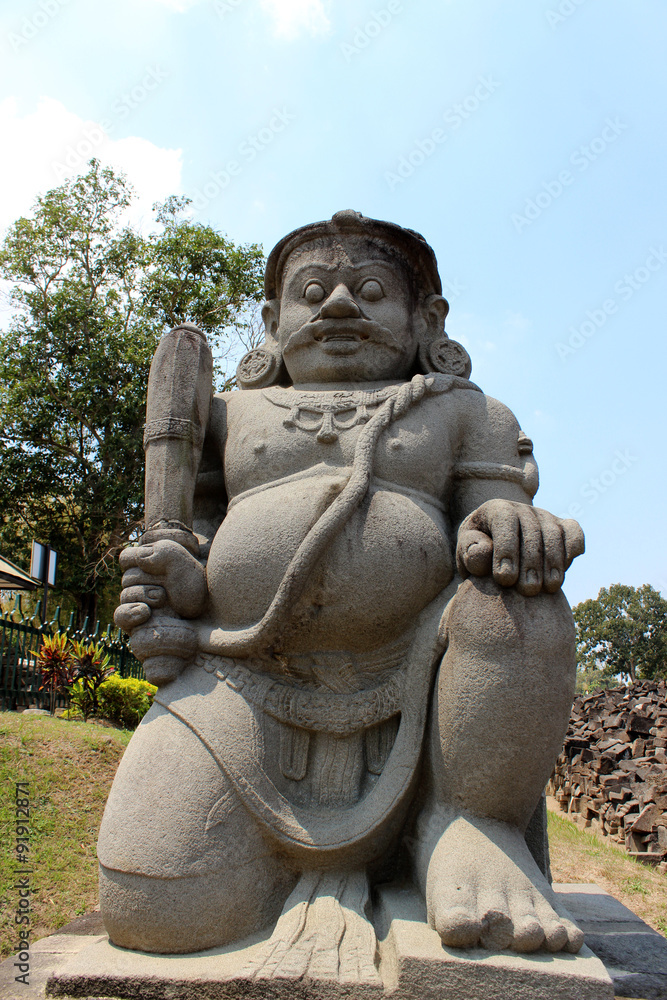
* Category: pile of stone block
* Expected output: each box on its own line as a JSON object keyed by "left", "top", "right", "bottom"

{"left": 548, "top": 680, "right": 667, "bottom": 863}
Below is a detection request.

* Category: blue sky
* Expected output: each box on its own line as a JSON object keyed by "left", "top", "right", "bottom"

{"left": 1, "top": 0, "right": 665, "bottom": 607}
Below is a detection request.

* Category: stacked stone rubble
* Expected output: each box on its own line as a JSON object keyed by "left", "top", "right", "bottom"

{"left": 548, "top": 680, "right": 667, "bottom": 862}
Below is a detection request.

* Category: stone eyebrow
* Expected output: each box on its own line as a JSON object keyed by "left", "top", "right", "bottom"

{"left": 284, "top": 260, "right": 402, "bottom": 281}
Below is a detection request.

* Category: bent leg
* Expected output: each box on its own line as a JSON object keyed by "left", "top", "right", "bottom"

{"left": 414, "top": 577, "right": 583, "bottom": 952}
{"left": 98, "top": 703, "right": 296, "bottom": 953}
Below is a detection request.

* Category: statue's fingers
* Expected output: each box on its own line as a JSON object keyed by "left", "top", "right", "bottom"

{"left": 487, "top": 505, "right": 520, "bottom": 587}
{"left": 456, "top": 529, "right": 493, "bottom": 578}
{"left": 516, "top": 506, "right": 543, "bottom": 596}
{"left": 534, "top": 509, "right": 566, "bottom": 592}
{"left": 114, "top": 602, "right": 152, "bottom": 631}
{"left": 121, "top": 585, "right": 166, "bottom": 608}
{"left": 561, "top": 519, "right": 585, "bottom": 568}
{"left": 119, "top": 545, "right": 153, "bottom": 571}
{"left": 121, "top": 566, "right": 163, "bottom": 589}
{"left": 136, "top": 538, "right": 188, "bottom": 572}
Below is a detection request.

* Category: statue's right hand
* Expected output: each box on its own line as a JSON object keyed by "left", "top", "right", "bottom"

{"left": 113, "top": 600, "right": 153, "bottom": 633}
{"left": 116, "top": 539, "right": 208, "bottom": 623}
{"left": 114, "top": 540, "right": 206, "bottom": 686}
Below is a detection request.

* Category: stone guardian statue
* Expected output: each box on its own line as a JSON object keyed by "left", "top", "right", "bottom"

{"left": 103, "top": 210, "right": 586, "bottom": 972}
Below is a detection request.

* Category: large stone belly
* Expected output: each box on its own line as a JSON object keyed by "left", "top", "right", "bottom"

{"left": 206, "top": 478, "right": 454, "bottom": 652}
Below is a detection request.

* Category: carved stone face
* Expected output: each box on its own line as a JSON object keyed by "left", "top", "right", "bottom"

{"left": 273, "top": 236, "right": 420, "bottom": 385}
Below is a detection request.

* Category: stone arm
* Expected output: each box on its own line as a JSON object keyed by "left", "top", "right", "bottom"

{"left": 114, "top": 393, "right": 229, "bottom": 684}
{"left": 451, "top": 393, "right": 584, "bottom": 596}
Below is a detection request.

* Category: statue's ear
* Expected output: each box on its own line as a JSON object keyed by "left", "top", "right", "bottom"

{"left": 236, "top": 300, "right": 286, "bottom": 389}
{"left": 416, "top": 294, "right": 472, "bottom": 379}
{"left": 420, "top": 294, "right": 449, "bottom": 338}
{"left": 261, "top": 299, "right": 280, "bottom": 344}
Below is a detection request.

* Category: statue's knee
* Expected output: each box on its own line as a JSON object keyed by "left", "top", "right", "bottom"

{"left": 445, "top": 576, "right": 575, "bottom": 662}
{"left": 100, "top": 864, "right": 257, "bottom": 953}
{"left": 98, "top": 704, "right": 242, "bottom": 878}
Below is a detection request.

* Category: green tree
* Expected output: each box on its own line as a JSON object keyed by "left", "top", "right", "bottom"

{"left": 573, "top": 583, "right": 667, "bottom": 684}
{"left": 0, "top": 160, "right": 264, "bottom": 625}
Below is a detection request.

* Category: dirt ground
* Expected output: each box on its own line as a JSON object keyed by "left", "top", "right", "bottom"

{"left": 548, "top": 806, "right": 667, "bottom": 938}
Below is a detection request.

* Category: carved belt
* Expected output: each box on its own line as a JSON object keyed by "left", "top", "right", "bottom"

{"left": 197, "top": 649, "right": 405, "bottom": 783}
{"left": 196, "top": 650, "right": 405, "bottom": 736}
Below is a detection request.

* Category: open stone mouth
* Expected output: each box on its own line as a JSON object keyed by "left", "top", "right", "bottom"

{"left": 320, "top": 332, "right": 367, "bottom": 342}
{"left": 311, "top": 322, "right": 372, "bottom": 344}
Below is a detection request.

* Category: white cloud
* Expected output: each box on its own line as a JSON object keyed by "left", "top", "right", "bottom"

{"left": 145, "top": 0, "right": 201, "bottom": 10}
{"left": 144, "top": 0, "right": 331, "bottom": 38}
{"left": 260, "top": 0, "right": 331, "bottom": 38}
{"left": 0, "top": 97, "right": 183, "bottom": 235}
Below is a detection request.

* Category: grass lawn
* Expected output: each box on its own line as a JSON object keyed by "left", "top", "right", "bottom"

{"left": 0, "top": 711, "right": 131, "bottom": 959}
{"left": 1, "top": 709, "right": 665, "bottom": 961}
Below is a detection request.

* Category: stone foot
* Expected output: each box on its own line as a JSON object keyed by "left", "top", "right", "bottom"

{"left": 242, "top": 869, "right": 381, "bottom": 986}
{"left": 418, "top": 809, "right": 585, "bottom": 954}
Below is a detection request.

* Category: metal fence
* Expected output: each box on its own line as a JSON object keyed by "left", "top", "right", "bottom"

{"left": 0, "top": 595, "right": 143, "bottom": 711}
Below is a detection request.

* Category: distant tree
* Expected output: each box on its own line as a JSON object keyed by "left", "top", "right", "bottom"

{"left": 573, "top": 584, "right": 667, "bottom": 683}
{"left": 0, "top": 160, "right": 264, "bottom": 625}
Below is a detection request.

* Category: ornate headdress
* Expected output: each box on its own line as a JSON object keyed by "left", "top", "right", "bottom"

{"left": 237, "top": 210, "right": 471, "bottom": 388}
{"left": 264, "top": 209, "right": 442, "bottom": 300}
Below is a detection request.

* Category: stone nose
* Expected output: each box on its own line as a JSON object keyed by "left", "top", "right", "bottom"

{"left": 319, "top": 284, "right": 361, "bottom": 319}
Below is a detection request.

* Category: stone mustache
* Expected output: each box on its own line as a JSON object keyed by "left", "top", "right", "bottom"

{"left": 102, "top": 210, "right": 586, "bottom": 971}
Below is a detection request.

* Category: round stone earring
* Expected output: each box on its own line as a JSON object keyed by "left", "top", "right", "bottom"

{"left": 419, "top": 338, "right": 472, "bottom": 379}
{"left": 236, "top": 346, "right": 285, "bottom": 389}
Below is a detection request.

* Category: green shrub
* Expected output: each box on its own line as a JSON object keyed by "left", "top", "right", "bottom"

{"left": 70, "top": 639, "right": 115, "bottom": 718}
{"left": 69, "top": 678, "right": 92, "bottom": 721}
{"left": 97, "top": 676, "right": 157, "bottom": 729}
{"left": 36, "top": 632, "right": 76, "bottom": 714}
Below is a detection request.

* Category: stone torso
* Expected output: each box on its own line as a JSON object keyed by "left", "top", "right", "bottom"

{"left": 204, "top": 385, "right": 463, "bottom": 654}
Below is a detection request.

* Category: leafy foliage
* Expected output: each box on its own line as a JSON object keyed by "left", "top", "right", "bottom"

{"left": 69, "top": 639, "right": 115, "bottom": 720}
{"left": 97, "top": 675, "right": 157, "bottom": 729}
{"left": 35, "top": 632, "right": 76, "bottom": 714}
{"left": 37, "top": 633, "right": 115, "bottom": 718}
{"left": 573, "top": 583, "right": 667, "bottom": 683}
{"left": 0, "top": 161, "right": 264, "bottom": 624}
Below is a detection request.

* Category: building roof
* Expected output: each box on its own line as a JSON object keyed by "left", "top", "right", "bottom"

{"left": 0, "top": 555, "right": 39, "bottom": 590}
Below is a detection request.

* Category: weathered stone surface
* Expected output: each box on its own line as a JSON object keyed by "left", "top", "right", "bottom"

{"left": 20, "top": 885, "right": 667, "bottom": 1000}
{"left": 105, "top": 210, "right": 587, "bottom": 979}
{"left": 46, "top": 886, "right": 614, "bottom": 1000}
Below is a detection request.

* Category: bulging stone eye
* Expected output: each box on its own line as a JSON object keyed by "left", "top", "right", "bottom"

{"left": 304, "top": 281, "right": 325, "bottom": 304}
{"left": 359, "top": 279, "right": 383, "bottom": 302}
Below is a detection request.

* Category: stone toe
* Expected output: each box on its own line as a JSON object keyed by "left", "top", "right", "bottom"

{"left": 529, "top": 897, "right": 568, "bottom": 952}
{"left": 477, "top": 892, "right": 513, "bottom": 950}
{"left": 562, "top": 919, "right": 585, "bottom": 953}
{"left": 434, "top": 905, "right": 483, "bottom": 949}
{"left": 479, "top": 909, "right": 513, "bottom": 950}
{"left": 510, "top": 914, "right": 545, "bottom": 953}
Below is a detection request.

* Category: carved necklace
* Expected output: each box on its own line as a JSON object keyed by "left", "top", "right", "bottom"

{"left": 263, "top": 385, "right": 400, "bottom": 443}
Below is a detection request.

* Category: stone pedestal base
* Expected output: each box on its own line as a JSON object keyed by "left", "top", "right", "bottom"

{"left": 46, "top": 886, "right": 614, "bottom": 1000}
